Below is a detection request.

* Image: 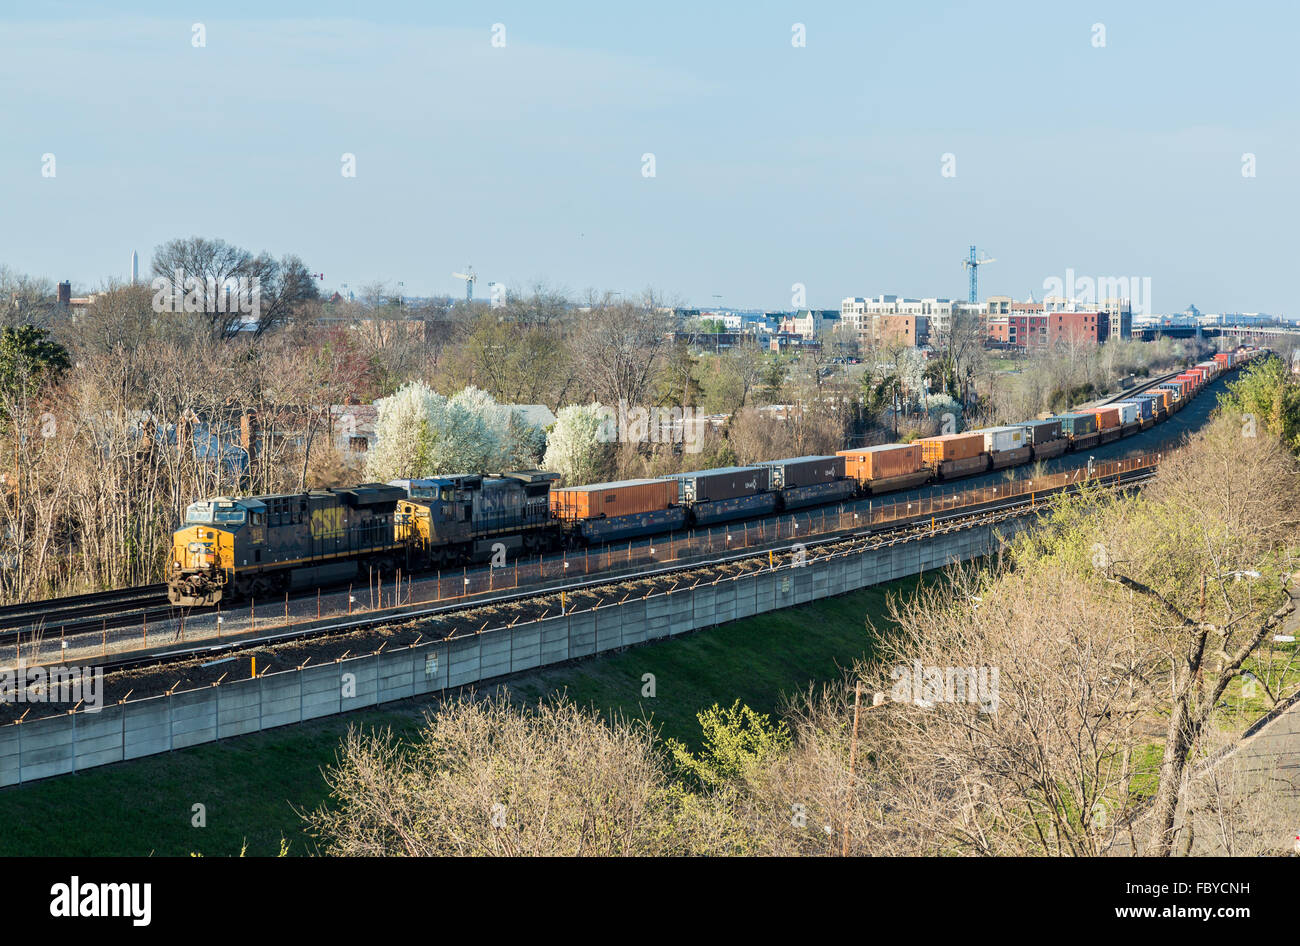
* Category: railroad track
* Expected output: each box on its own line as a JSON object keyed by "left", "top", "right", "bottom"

{"left": 1101, "top": 367, "right": 1189, "bottom": 404}
{"left": 0, "top": 585, "right": 171, "bottom": 634}
{"left": 88, "top": 462, "right": 1157, "bottom": 675}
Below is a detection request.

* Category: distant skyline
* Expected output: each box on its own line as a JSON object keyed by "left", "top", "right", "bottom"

{"left": 2, "top": 1, "right": 1296, "bottom": 315}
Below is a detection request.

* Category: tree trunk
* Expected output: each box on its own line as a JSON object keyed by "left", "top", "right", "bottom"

{"left": 1147, "top": 693, "right": 1194, "bottom": 856}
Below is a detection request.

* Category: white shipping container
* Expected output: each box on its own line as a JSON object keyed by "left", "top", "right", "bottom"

{"left": 1115, "top": 402, "right": 1139, "bottom": 424}
{"left": 981, "top": 425, "right": 1026, "bottom": 453}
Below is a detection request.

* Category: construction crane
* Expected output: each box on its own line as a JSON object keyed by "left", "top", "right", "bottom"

{"left": 451, "top": 266, "right": 477, "bottom": 301}
{"left": 961, "top": 246, "right": 996, "bottom": 303}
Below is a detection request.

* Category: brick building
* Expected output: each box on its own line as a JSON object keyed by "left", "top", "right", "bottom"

{"left": 988, "top": 310, "right": 1107, "bottom": 351}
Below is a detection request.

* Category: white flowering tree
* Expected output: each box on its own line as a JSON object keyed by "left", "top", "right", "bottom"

{"left": 363, "top": 380, "right": 439, "bottom": 481}
{"left": 542, "top": 403, "right": 615, "bottom": 485}
{"left": 365, "top": 383, "right": 546, "bottom": 482}
{"left": 897, "top": 348, "right": 927, "bottom": 410}
{"left": 504, "top": 410, "right": 548, "bottom": 468}
{"left": 924, "top": 393, "right": 963, "bottom": 432}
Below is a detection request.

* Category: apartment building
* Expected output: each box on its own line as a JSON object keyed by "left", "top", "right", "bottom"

{"left": 988, "top": 310, "right": 1108, "bottom": 350}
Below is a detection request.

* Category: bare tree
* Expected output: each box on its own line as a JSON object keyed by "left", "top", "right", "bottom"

{"left": 303, "top": 693, "right": 735, "bottom": 856}
{"left": 150, "top": 236, "right": 319, "bottom": 337}
{"left": 571, "top": 293, "right": 673, "bottom": 410}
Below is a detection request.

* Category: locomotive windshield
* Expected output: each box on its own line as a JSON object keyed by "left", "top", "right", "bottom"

{"left": 185, "top": 502, "right": 246, "bottom": 525}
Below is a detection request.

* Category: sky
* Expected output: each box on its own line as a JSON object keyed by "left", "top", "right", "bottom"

{"left": 1, "top": 0, "right": 1295, "bottom": 314}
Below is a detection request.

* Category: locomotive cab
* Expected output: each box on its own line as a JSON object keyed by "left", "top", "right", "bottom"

{"left": 168, "top": 498, "right": 252, "bottom": 606}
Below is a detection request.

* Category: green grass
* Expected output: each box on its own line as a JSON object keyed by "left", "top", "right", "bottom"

{"left": 507, "top": 581, "right": 907, "bottom": 748}
{"left": 0, "top": 579, "right": 914, "bottom": 856}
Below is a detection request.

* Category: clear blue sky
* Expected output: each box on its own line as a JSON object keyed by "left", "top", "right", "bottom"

{"left": 1, "top": 0, "right": 1294, "bottom": 314}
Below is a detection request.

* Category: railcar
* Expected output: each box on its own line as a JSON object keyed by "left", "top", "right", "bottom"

{"left": 761, "top": 456, "right": 856, "bottom": 510}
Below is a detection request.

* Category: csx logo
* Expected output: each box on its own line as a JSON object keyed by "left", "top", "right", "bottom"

{"left": 310, "top": 507, "right": 345, "bottom": 538}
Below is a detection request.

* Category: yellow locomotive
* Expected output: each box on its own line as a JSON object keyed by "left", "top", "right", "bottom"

{"left": 168, "top": 472, "right": 561, "bottom": 606}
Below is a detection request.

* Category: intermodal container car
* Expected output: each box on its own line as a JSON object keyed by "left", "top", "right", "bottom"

{"left": 1132, "top": 392, "right": 1165, "bottom": 414}
{"left": 838, "top": 443, "right": 923, "bottom": 481}
{"left": 1016, "top": 419, "right": 1067, "bottom": 459}
{"left": 916, "top": 432, "right": 988, "bottom": 479}
{"left": 1113, "top": 402, "right": 1139, "bottom": 425}
{"left": 917, "top": 432, "right": 984, "bottom": 464}
{"left": 979, "top": 426, "right": 1027, "bottom": 454}
{"left": 571, "top": 507, "right": 689, "bottom": 544}
{"left": 1121, "top": 398, "right": 1152, "bottom": 421}
{"left": 1055, "top": 413, "right": 1098, "bottom": 437}
{"left": 689, "top": 492, "right": 779, "bottom": 525}
{"left": 762, "top": 455, "right": 844, "bottom": 489}
{"left": 779, "top": 478, "right": 858, "bottom": 510}
{"left": 977, "top": 426, "right": 1030, "bottom": 469}
{"left": 837, "top": 444, "right": 928, "bottom": 493}
{"left": 1016, "top": 418, "right": 1063, "bottom": 445}
{"left": 1082, "top": 406, "right": 1121, "bottom": 430}
{"left": 662, "top": 466, "right": 767, "bottom": 503}
{"left": 1142, "top": 389, "right": 1171, "bottom": 411}
{"left": 551, "top": 478, "right": 675, "bottom": 520}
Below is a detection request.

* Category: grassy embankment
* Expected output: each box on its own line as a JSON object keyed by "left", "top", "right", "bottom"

{"left": 0, "top": 579, "right": 921, "bottom": 856}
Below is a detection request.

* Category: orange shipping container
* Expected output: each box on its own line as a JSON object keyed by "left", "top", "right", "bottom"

{"left": 837, "top": 443, "right": 923, "bottom": 481}
{"left": 1081, "top": 406, "right": 1121, "bottom": 430}
{"left": 916, "top": 432, "right": 985, "bottom": 466}
{"left": 550, "top": 478, "right": 676, "bottom": 520}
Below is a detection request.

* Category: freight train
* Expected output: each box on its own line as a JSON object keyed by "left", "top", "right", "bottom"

{"left": 167, "top": 349, "right": 1259, "bottom": 606}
